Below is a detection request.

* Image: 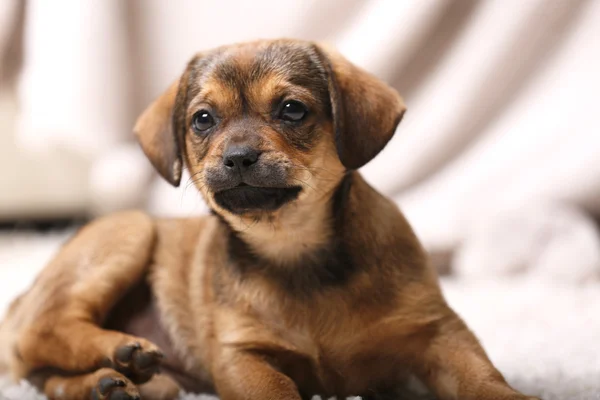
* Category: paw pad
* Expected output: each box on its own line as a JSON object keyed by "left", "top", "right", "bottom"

{"left": 113, "top": 342, "right": 164, "bottom": 383}
{"left": 92, "top": 376, "right": 140, "bottom": 400}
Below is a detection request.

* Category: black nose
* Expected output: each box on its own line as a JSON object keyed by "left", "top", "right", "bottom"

{"left": 222, "top": 145, "right": 260, "bottom": 171}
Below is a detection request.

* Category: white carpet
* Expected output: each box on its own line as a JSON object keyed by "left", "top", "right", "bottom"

{"left": 0, "top": 231, "right": 599, "bottom": 400}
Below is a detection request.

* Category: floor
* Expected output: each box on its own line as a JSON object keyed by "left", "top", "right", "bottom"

{"left": 0, "top": 230, "right": 598, "bottom": 400}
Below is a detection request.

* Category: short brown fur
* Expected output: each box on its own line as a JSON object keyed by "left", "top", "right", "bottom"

{"left": 0, "top": 39, "right": 539, "bottom": 400}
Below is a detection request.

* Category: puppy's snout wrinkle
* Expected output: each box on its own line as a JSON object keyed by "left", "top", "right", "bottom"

{"left": 222, "top": 145, "right": 261, "bottom": 172}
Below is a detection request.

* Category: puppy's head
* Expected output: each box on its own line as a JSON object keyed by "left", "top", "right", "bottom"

{"left": 135, "top": 40, "right": 405, "bottom": 218}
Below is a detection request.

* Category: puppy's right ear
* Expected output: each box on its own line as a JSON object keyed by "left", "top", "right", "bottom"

{"left": 134, "top": 79, "right": 183, "bottom": 186}
{"left": 135, "top": 55, "right": 201, "bottom": 187}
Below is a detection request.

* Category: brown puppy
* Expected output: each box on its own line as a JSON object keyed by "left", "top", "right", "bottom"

{"left": 0, "top": 39, "right": 540, "bottom": 400}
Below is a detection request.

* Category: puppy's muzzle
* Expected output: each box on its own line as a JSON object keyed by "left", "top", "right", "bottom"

{"left": 207, "top": 144, "right": 302, "bottom": 214}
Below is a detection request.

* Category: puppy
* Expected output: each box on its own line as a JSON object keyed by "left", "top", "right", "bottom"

{"left": 0, "top": 39, "right": 540, "bottom": 400}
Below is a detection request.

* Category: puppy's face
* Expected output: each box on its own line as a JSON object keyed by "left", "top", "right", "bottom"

{"left": 183, "top": 42, "right": 338, "bottom": 215}
{"left": 135, "top": 40, "right": 405, "bottom": 218}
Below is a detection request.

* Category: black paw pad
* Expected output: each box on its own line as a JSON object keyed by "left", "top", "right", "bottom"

{"left": 92, "top": 377, "right": 140, "bottom": 400}
{"left": 115, "top": 343, "right": 141, "bottom": 364}
{"left": 133, "top": 349, "right": 159, "bottom": 370}
{"left": 113, "top": 342, "right": 164, "bottom": 383}
{"left": 98, "top": 377, "right": 126, "bottom": 395}
{"left": 108, "top": 391, "right": 140, "bottom": 400}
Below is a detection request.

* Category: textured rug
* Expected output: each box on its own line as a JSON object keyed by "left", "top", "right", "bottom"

{"left": 0, "top": 231, "right": 599, "bottom": 400}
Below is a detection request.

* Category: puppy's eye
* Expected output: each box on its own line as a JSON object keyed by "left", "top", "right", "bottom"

{"left": 191, "top": 110, "right": 215, "bottom": 133}
{"left": 279, "top": 100, "right": 307, "bottom": 122}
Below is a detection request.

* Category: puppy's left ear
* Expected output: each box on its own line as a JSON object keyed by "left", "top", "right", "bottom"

{"left": 313, "top": 44, "right": 406, "bottom": 170}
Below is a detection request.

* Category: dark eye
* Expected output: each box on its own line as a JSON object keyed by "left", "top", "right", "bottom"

{"left": 279, "top": 100, "right": 307, "bottom": 122}
{"left": 191, "top": 110, "right": 215, "bottom": 133}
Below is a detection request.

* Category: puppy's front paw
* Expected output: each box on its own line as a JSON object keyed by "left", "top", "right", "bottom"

{"left": 91, "top": 375, "right": 140, "bottom": 400}
{"left": 113, "top": 340, "right": 164, "bottom": 383}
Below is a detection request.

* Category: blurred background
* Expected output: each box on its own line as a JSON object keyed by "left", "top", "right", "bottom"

{"left": 1, "top": 1, "right": 600, "bottom": 398}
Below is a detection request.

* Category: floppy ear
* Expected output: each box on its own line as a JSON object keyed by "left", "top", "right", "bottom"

{"left": 134, "top": 78, "right": 186, "bottom": 186}
{"left": 314, "top": 44, "right": 406, "bottom": 170}
{"left": 135, "top": 51, "right": 201, "bottom": 187}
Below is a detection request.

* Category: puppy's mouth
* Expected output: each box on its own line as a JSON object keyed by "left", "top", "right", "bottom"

{"left": 213, "top": 184, "right": 302, "bottom": 214}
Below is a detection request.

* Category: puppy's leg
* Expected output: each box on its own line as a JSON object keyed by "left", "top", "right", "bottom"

{"left": 44, "top": 368, "right": 139, "bottom": 400}
{"left": 212, "top": 349, "right": 302, "bottom": 400}
{"left": 409, "top": 312, "right": 540, "bottom": 400}
{"left": 13, "top": 211, "right": 162, "bottom": 383}
{"left": 138, "top": 374, "right": 181, "bottom": 400}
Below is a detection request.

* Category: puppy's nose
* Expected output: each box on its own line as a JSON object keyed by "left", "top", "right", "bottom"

{"left": 222, "top": 145, "right": 260, "bottom": 171}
